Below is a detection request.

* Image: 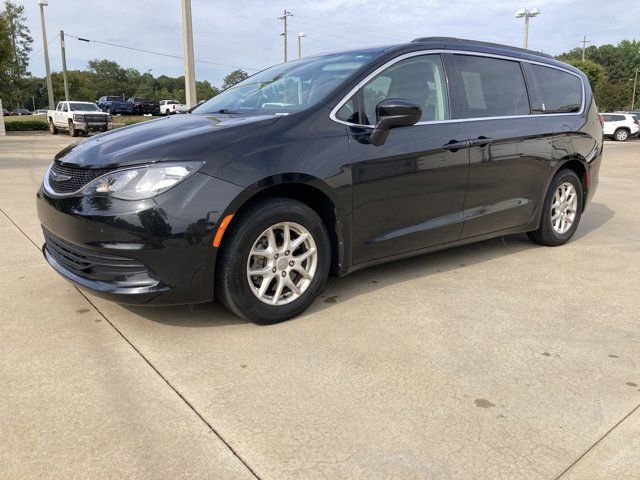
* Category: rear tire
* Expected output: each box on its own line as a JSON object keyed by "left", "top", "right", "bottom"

{"left": 215, "top": 198, "right": 330, "bottom": 324}
{"left": 528, "top": 169, "right": 583, "bottom": 246}
{"left": 48, "top": 119, "right": 58, "bottom": 135}
{"left": 613, "top": 128, "right": 629, "bottom": 141}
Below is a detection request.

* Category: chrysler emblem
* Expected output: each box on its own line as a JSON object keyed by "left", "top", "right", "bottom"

{"left": 51, "top": 170, "right": 71, "bottom": 182}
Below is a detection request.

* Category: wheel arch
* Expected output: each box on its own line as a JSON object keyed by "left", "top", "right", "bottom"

{"left": 219, "top": 173, "right": 347, "bottom": 276}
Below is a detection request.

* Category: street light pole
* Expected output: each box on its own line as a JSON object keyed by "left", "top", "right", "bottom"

{"left": 60, "top": 30, "right": 70, "bottom": 102}
{"left": 297, "top": 32, "right": 306, "bottom": 59}
{"left": 181, "top": 0, "right": 197, "bottom": 108}
{"left": 515, "top": 8, "right": 540, "bottom": 50}
{"left": 38, "top": 0, "right": 54, "bottom": 109}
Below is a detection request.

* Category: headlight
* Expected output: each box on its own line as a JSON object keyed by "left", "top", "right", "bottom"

{"left": 107, "top": 114, "right": 113, "bottom": 122}
{"left": 73, "top": 113, "right": 85, "bottom": 122}
{"left": 80, "top": 161, "right": 203, "bottom": 200}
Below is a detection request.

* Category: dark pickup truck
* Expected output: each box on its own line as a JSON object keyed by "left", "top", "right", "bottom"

{"left": 127, "top": 97, "right": 160, "bottom": 115}
{"left": 97, "top": 96, "right": 133, "bottom": 114}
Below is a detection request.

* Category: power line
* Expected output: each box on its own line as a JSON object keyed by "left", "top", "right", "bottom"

{"left": 29, "top": 33, "right": 59, "bottom": 59}
{"left": 294, "top": 13, "right": 416, "bottom": 39}
{"left": 64, "top": 33, "right": 259, "bottom": 71}
{"left": 287, "top": 20, "right": 385, "bottom": 49}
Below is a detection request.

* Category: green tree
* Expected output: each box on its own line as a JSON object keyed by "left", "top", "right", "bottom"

{"left": 221, "top": 69, "right": 249, "bottom": 90}
{"left": 0, "top": 1, "right": 33, "bottom": 108}
{"left": 565, "top": 60, "right": 606, "bottom": 91}
{"left": 557, "top": 39, "right": 640, "bottom": 111}
{"left": 196, "top": 79, "right": 219, "bottom": 102}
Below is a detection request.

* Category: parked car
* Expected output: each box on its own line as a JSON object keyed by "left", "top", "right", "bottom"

{"left": 13, "top": 108, "right": 32, "bottom": 115}
{"left": 160, "top": 100, "right": 188, "bottom": 115}
{"left": 34, "top": 109, "right": 48, "bottom": 115}
{"left": 38, "top": 37, "right": 602, "bottom": 323}
{"left": 613, "top": 111, "right": 640, "bottom": 136}
{"left": 601, "top": 112, "right": 639, "bottom": 141}
{"left": 97, "top": 95, "right": 133, "bottom": 115}
{"left": 47, "top": 101, "right": 112, "bottom": 137}
{"left": 127, "top": 97, "right": 160, "bottom": 115}
{"left": 2, "top": 108, "right": 11, "bottom": 116}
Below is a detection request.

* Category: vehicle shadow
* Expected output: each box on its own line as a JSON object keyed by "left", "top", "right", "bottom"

{"left": 125, "top": 201, "right": 613, "bottom": 326}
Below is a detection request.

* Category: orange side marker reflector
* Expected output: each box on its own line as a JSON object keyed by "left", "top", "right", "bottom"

{"left": 213, "top": 214, "right": 234, "bottom": 248}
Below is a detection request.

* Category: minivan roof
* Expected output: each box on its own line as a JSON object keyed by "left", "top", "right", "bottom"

{"left": 410, "top": 36, "right": 554, "bottom": 59}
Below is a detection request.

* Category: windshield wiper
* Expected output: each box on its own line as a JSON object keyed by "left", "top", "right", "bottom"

{"left": 217, "top": 108, "right": 237, "bottom": 114}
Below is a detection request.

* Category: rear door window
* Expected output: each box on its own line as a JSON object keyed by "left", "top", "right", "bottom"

{"left": 528, "top": 64, "right": 582, "bottom": 113}
{"left": 448, "top": 55, "right": 530, "bottom": 118}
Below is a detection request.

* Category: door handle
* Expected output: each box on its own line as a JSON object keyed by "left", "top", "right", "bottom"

{"left": 442, "top": 139, "right": 472, "bottom": 152}
{"left": 469, "top": 137, "right": 493, "bottom": 148}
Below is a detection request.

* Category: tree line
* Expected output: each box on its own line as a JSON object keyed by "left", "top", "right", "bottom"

{"left": 1, "top": 0, "right": 638, "bottom": 112}
{"left": 557, "top": 40, "right": 640, "bottom": 112}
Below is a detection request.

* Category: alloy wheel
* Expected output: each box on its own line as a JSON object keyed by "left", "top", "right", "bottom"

{"left": 551, "top": 181, "right": 578, "bottom": 234}
{"left": 246, "top": 222, "right": 318, "bottom": 305}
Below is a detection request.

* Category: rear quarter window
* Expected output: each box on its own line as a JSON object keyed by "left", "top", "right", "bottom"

{"left": 529, "top": 64, "right": 582, "bottom": 113}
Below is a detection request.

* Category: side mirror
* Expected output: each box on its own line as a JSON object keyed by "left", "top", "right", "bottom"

{"left": 370, "top": 99, "right": 422, "bottom": 146}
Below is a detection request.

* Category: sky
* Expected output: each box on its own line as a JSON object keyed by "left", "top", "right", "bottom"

{"left": 20, "top": 0, "right": 638, "bottom": 89}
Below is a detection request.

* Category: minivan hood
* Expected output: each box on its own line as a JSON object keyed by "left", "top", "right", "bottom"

{"left": 54, "top": 113, "right": 281, "bottom": 169}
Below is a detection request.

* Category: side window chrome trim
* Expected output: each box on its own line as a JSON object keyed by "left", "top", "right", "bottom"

{"left": 329, "top": 49, "right": 586, "bottom": 128}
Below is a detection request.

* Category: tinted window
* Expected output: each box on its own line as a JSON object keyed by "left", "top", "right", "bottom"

{"left": 337, "top": 54, "right": 449, "bottom": 125}
{"left": 450, "top": 55, "right": 529, "bottom": 118}
{"left": 530, "top": 64, "right": 582, "bottom": 113}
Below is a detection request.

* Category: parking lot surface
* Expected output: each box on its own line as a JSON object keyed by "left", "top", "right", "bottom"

{"left": 1, "top": 133, "right": 639, "bottom": 479}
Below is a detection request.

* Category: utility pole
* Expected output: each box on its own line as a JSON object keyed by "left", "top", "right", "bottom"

{"left": 181, "top": 0, "right": 197, "bottom": 108}
{"left": 297, "top": 32, "right": 306, "bottom": 59}
{"left": 278, "top": 10, "right": 293, "bottom": 62}
{"left": 60, "top": 30, "right": 70, "bottom": 102}
{"left": 579, "top": 35, "right": 590, "bottom": 61}
{"left": 632, "top": 67, "right": 638, "bottom": 110}
{"left": 38, "top": 0, "right": 54, "bottom": 110}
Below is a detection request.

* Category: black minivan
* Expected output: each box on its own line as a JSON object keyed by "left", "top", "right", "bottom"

{"left": 37, "top": 37, "right": 603, "bottom": 323}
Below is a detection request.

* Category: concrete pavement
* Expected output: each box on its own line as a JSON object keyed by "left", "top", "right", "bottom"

{"left": 0, "top": 133, "right": 639, "bottom": 479}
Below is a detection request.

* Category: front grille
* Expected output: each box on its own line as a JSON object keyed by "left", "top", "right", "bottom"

{"left": 43, "top": 227, "right": 150, "bottom": 282}
{"left": 48, "top": 163, "right": 111, "bottom": 194}
{"left": 83, "top": 114, "right": 108, "bottom": 122}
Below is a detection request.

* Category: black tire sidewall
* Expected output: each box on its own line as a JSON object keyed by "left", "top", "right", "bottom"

{"left": 217, "top": 199, "right": 330, "bottom": 324}
{"left": 539, "top": 170, "right": 583, "bottom": 245}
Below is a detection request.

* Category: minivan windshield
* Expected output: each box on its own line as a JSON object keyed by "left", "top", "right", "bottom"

{"left": 193, "top": 51, "right": 378, "bottom": 116}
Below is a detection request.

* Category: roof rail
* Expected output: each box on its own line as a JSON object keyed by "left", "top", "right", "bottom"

{"left": 410, "top": 36, "right": 553, "bottom": 59}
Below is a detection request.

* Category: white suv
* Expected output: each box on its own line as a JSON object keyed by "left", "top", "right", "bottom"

{"left": 602, "top": 113, "right": 639, "bottom": 141}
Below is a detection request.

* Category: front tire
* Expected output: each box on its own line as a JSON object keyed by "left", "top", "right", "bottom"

{"left": 215, "top": 198, "right": 330, "bottom": 324}
{"left": 68, "top": 121, "right": 78, "bottom": 137}
{"left": 528, "top": 169, "right": 583, "bottom": 246}
{"left": 613, "top": 128, "right": 629, "bottom": 141}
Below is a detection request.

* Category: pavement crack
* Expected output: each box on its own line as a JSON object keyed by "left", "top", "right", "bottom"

{"left": 553, "top": 402, "right": 640, "bottom": 480}
{"left": 0, "top": 207, "right": 40, "bottom": 249}
{"left": 76, "top": 290, "right": 263, "bottom": 480}
{"left": 2, "top": 205, "right": 262, "bottom": 480}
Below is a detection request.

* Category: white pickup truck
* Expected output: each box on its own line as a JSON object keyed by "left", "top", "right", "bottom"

{"left": 47, "top": 101, "right": 113, "bottom": 137}
{"left": 159, "top": 99, "right": 188, "bottom": 115}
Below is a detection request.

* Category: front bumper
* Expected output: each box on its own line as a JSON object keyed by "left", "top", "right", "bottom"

{"left": 73, "top": 121, "right": 112, "bottom": 132}
{"left": 37, "top": 171, "right": 243, "bottom": 305}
